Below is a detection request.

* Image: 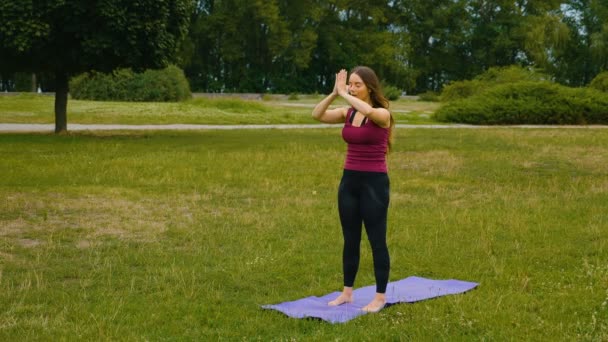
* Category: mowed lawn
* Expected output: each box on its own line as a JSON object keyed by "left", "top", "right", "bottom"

{"left": 0, "top": 93, "right": 440, "bottom": 125}
{"left": 1, "top": 127, "right": 607, "bottom": 340}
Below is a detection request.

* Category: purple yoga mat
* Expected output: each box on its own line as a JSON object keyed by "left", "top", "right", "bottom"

{"left": 262, "top": 276, "right": 478, "bottom": 323}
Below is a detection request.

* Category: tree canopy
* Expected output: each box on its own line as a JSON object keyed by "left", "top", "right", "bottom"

{"left": 0, "top": 0, "right": 193, "bottom": 132}
{"left": 2, "top": 0, "right": 607, "bottom": 112}
{"left": 179, "top": 0, "right": 608, "bottom": 94}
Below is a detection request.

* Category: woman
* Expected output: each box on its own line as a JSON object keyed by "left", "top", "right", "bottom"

{"left": 312, "top": 66, "right": 394, "bottom": 313}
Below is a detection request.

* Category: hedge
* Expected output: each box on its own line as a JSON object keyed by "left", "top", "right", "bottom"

{"left": 434, "top": 81, "right": 608, "bottom": 125}
{"left": 70, "top": 65, "right": 191, "bottom": 102}
{"left": 382, "top": 84, "right": 402, "bottom": 101}
{"left": 589, "top": 71, "right": 608, "bottom": 92}
{"left": 440, "top": 65, "right": 548, "bottom": 102}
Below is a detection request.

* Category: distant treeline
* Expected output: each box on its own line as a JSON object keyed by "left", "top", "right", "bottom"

{"left": 2, "top": 1, "right": 606, "bottom": 95}
{"left": 178, "top": 0, "right": 608, "bottom": 94}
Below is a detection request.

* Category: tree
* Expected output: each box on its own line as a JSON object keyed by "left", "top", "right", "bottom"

{"left": 390, "top": 0, "right": 474, "bottom": 92}
{"left": 183, "top": 0, "right": 292, "bottom": 92}
{"left": 145, "top": 0, "right": 607, "bottom": 94}
{"left": 0, "top": 0, "right": 193, "bottom": 133}
{"left": 554, "top": 0, "right": 608, "bottom": 85}
{"left": 520, "top": 13, "right": 570, "bottom": 73}
{"left": 183, "top": 0, "right": 413, "bottom": 93}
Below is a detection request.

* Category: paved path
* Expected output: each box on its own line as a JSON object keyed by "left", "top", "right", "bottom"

{"left": 0, "top": 123, "right": 463, "bottom": 132}
{"left": 1, "top": 123, "right": 608, "bottom": 132}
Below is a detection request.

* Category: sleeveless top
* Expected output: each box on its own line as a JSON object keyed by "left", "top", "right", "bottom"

{"left": 341, "top": 107, "right": 389, "bottom": 173}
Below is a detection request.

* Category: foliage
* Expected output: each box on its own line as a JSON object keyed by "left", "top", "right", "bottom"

{"left": 0, "top": 0, "right": 193, "bottom": 74}
{"left": 474, "top": 65, "right": 549, "bottom": 83}
{"left": 554, "top": 0, "right": 608, "bottom": 85}
{"left": 3, "top": 0, "right": 608, "bottom": 99}
{"left": 11, "top": 72, "right": 33, "bottom": 92}
{"left": 417, "top": 91, "right": 440, "bottom": 102}
{"left": 0, "top": 0, "right": 193, "bottom": 131}
{"left": 70, "top": 66, "right": 191, "bottom": 102}
{"left": 383, "top": 84, "right": 402, "bottom": 101}
{"left": 440, "top": 65, "right": 547, "bottom": 102}
{"left": 435, "top": 81, "right": 608, "bottom": 124}
{"left": 440, "top": 80, "right": 485, "bottom": 102}
{"left": 184, "top": 0, "right": 608, "bottom": 94}
{"left": 520, "top": 13, "right": 571, "bottom": 72}
{"left": 179, "top": 0, "right": 608, "bottom": 94}
{"left": 589, "top": 71, "right": 608, "bottom": 92}
{"left": 184, "top": 0, "right": 414, "bottom": 93}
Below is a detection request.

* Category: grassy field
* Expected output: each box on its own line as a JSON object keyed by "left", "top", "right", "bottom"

{"left": 1, "top": 128, "right": 607, "bottom": 340}
{"left": 0, "top": 93, "right": 440, "bottom": 125}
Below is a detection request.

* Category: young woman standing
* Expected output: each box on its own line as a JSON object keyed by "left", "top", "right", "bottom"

{"left": 312, "top": 66, "right": 394, "bottom": 313}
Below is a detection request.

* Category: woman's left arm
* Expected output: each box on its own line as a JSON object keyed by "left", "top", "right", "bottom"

{"left": 340, "top": 93, "right": 391, "bottom": 128}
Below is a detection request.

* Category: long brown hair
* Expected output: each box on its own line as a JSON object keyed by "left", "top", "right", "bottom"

{"left": 351, "top": 66, "right": 395, "bottom": 151}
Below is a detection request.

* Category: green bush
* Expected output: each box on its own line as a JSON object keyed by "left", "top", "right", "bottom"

{"left": 70, "top": 69, "right": 138, "bottom": 101}
{"left": 417, "top": 91, "right": 440, "bottom": 102}
{"left": 434, "top": 81, "right": 608, "bottom": 125}
{"left": 440, "top": 65, "right": 548, "bottom": 102}
{"left": 440, "top": 80, "right": 486, "bottom": 102}
{"left": 589, "top": 71, "right": 608, "bottom": 92}
{"left": 474, "top": 65, "right": 548, "bottom": 83}
{"left": 383, "top": 84, "right": 401, "bottom": 101}
{"left": 70, "top": 65, "right": 191, "bottom": 102}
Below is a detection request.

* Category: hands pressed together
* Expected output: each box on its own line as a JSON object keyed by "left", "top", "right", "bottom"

{"left": 313, "top": 68, "right": 390, "bottom": 127}
{"left": 333, "top": 69, "right": 348, "bottom": 97}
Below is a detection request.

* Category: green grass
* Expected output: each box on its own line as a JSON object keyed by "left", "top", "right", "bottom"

{"left": 1, "top": 128, "right": 607, "bottom": 340}
{"left": 0, "top": 93, "right": 440, "bottom": 125}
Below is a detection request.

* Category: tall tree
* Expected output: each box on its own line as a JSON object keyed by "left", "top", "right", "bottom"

{"left": 555, "top": 0, "right": 608, "bottom": 85}
{"left": 185, "top": 0, "right": 413, "bottom": 93}
{"left": 311, "top": 1, "right": 405, "bottom": 91}
{"left": 272, "top": 0, "right": 322, "bottom": 92}
{"left": 185, "top": 0, "right": 291, "bottom": 92}
{"left": 0, "top": 0, "right": 193, "bottom": 133}
{"left": 519, "top": 13, "right": 570, "bottom": 73}
{"left": 468, "top": 0, "right": 524, "bottom": 70}
{"left": 392, "top": 0, "right": 473, "bottom": 91}
{"left": 174, "top": 0, "right": 607, "bottom": 93}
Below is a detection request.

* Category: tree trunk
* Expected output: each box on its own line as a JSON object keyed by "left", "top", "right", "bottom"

{"left": 31, "top": 73, "right": 37, "bottom": 92}
{"left": 54, "top": 72, "right": 68, "bottom": 133}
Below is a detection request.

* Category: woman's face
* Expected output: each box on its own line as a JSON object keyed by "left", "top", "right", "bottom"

{"left": 348, "top": 73, "right": 370, "bottom": 103}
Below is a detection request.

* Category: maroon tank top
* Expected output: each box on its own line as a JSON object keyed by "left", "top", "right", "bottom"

{"left": 342, "top": 107, "right": 389, "bottom": 173}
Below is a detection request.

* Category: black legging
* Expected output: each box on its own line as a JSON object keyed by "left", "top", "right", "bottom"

{"left": 338, "top": 169, "right": 390, "bottom": 293}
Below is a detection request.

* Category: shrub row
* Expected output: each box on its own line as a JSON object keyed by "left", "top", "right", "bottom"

{"left": 590, "top": 71, "right": 608, "bottom": 92}
{"left": 382, "top": 84, "right": 401, "bottom": 101}
{"left": 70, "top": 65, "right": 191, "bottom": 102}
{"left": 434, "top": 81, "right": 608, "bottom": 125}
{"left": 440, "top": 66, "right": 548, "bottom": 102}
{"left": 417, "top": 91, "right": 440, "bottom": 102}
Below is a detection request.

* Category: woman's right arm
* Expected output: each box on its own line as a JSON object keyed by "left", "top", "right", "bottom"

{"left": 311, "top": 93, "right": 346, "bottom": 123}
{"left": 312, "top": 71, "right": 347, "bottom": 123}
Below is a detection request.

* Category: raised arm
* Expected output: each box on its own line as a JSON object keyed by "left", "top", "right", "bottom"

{"left": 311, "top": 94, "right": 347, "bottom": 123}
{"left": 312, "top": 72, "right": 347, "bottom": 123}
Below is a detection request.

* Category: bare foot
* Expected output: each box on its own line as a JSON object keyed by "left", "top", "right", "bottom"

{"left": 361, "top": 297, "right": 386, "bottom": 313}
{"left": 328, "top": 293, "right": 353, "bottom": 306}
